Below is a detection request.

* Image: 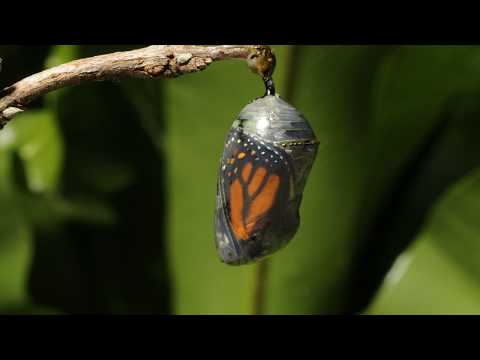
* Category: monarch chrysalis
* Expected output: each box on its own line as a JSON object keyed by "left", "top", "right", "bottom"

{"left": 214, "top": 75, "right": 319, "bottom": 265}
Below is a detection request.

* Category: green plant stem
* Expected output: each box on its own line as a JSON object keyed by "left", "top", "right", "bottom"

{"left": 252, "top": 259, "right": 269, "bottom": 315}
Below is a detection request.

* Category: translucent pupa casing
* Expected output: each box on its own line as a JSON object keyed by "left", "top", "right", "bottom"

{"left": 215, "top": 94, "right": 318, "bottom": 265}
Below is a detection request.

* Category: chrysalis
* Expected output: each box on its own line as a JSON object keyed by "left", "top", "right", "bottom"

{"left": 214, "top": 52, "right": 319, "bottom": 265}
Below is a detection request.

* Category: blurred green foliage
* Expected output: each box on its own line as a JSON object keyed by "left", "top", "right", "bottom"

{"left": 1, "top": 45, "right": 480, "bottom": 314}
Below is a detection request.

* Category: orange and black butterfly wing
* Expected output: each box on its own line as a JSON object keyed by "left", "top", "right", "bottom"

{"left": 215, "top": 128, "right": 295, "bottom": 265}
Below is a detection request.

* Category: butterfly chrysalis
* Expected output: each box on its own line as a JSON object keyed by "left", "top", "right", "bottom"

{"left": 214, "top": 48, "right": 319, "bottom": 265}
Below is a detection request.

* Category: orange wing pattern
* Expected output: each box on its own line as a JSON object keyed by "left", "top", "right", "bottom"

{"left": 246, "top": 173, "right": 280, "bottom": 234}
{"left": 219, "top": 129, "right": 290, "bottom": 242}
{"left": 229, "top": 165, "right": 281, "bottom": 240}
{"left": 215, "top": 96, "right": 318, "bottom": 265}
{"left": 230, "top": 178, "right": 248, "bottom": 240}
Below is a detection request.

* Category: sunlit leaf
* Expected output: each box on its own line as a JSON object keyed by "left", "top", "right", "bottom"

{"left": 367, "top": 168, "right": 480, "bottom": 314}
{"left": 6, "top": 110, "right": 64, "bottom": 193}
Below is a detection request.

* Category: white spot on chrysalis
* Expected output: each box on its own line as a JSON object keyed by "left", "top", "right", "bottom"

{"left": 257, "top": 117, "right": 269, "bottom": 130}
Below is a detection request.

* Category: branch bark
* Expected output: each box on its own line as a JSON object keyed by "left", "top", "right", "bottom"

{"left": 0, "top": 45, "right": 264, "bottom": 128}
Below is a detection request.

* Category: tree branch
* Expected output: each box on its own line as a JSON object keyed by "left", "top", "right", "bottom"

{"left": 0, "top": 45, "right": 265, "bottom": 128}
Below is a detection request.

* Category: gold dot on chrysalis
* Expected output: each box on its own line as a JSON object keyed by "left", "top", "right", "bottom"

{"left": 237, "top": 152, "right": 246, "bottom": 159}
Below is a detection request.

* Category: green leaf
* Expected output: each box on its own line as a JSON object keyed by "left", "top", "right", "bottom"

{"left": 44, "top": 45, "right": 79, "bottom": 68}
{"left": 27, "top": 45, "right": 170, "bottom": 314}
{"left": 3, "top": 109, "right": 64, "bottom": 193}
{"left": 260, "top": 46, "right": 392, "bottom": 313}
{"left": 367, "top": 168, "right": 480, "bottom": 314}
{"left": 0, "top": 46, "right": 61, "bottom": 314}
{"left": 0, "top": 194, "right": 33, "bottom": 310}
{"left": 264, "top": 46, "right": 480, "bottom": 314}
{"left": 164, "top": 46, "right": 290, "bottom": 314}
{"left": 21, "top": 193, "right": 116, "bottom": 229}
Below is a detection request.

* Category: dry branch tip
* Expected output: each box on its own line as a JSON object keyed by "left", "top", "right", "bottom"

{"left": 0, "top": 45, "right": 272, "bottom": 127}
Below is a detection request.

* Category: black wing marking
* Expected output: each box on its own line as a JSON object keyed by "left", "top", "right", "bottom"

{"left": 217, "top": 127, "right": 292, "bottom": 239}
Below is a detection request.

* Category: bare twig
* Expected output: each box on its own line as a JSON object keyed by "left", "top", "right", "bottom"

{"left": 0, "top": 45, "right": 266, "bottom": 127}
